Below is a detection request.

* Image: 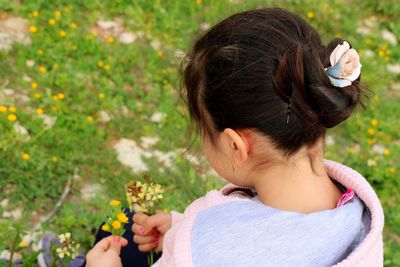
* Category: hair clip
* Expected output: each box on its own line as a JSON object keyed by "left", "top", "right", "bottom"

{"left": 286, "top": 97, "right": 292, "bottom": 125}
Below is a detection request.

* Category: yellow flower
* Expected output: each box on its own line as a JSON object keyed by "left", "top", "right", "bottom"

{"left": 111, "top": 220, "right": 121, "bottom": 230}
{"left": 29, "top": 26, "right": 37, "bottom": 33}
{"left": 7, "top": 114, "right": 17, "bottom": 122}
{"left": 307, "top": 11, "right": 314, "bottom": 19}
{"left": 36, "top": 108, "right": 45, "bottom": 115}
{"left": 21, "top": 152, "right": 30, "bottom": 161}
{"left": 38, "top": 66, "right": 47, "bottom": 73}
{"left": 31, "top": 82, "right": 38, "bottom": 89}
{"left": 101, "top": 224, "right": 111, "bottom": 232}
{"left": 364, "top": 38, "right": 373, "bottom": 45}
{"left": 51, "top": 106, "right": 58, "bottom": 112}
{"left": 92, "top": 31, "right": 98, "bottom": 36}
{"left": 378, "top": 50, "right": 385, "bottom": 58}
{"left": 51, "top": 156, "right": 58, "bottom": 162}
{"left": 367, "top": 138, "right": 376, "bottom": 145}
{"left": 58, "top": 93, "right": 65, "bottom": 100}
{"left": 107, "top": 37, "right": 114, "bottom": 43}
{"left": 117, "top": 212, "right": 129, "bottom": 223}
{"left": 373, "top": 95, "right": 379, "bottom": 101}
{"left": 109, "top": 200, "right": 121, "bottom": 207}
{"left": 367, "top": 128, "right": 376, "bottom": 135}
{"left": 97, "top": 61, "right": 104, "bottom": 67}
{"left": 55, "top": 11, "right": 62, "bottom": 18}
{"left": 87, "top": 115, "right": 94, "bottom": 123}
{"left": 59, "top": 31, "right": 66, "bottom": 37}
{"left": 9, "top": 106, "right": 16, "bottom": 113}
{"left": 195, "top": 0, "right": 202, "bottom": 4}
{"left": 104, "top": 64, "right": 110, "bottom": 71}
{"left": 37, "top": 49, "right": 44, "bottom": 56}
{"left": 0, "top": 105, "right": 7, "bottom": 112}
{"left": 18, "top": 241, "right": 28, "bottom": 248}
{"left": 49, "top": 19, "right": 56, "bottom": 25}
{"left": 388, "top": 167, "right": 396, "bottom": 174}
{"left": 157, "top": 51, "right": 163, "bottom": 57}
{"left": 69, "top": 23, "right": 77, "bottom": 29}
{"left": 370, "top": 119, "right": 378, "bottom": 127}
{"left": 32, "top": 11, "right": 39, "bottom": 17}
{"left": 347, "top": 147, "right": 356, "bottom": 154}
{"left": 52, "top": 95, "right": 59, "bottom": 101}
{"left": 98, "top": 92, "right": 105, "bottom": 99}
{"left": 383, "top": 149, "right": 391, "bottom": 156}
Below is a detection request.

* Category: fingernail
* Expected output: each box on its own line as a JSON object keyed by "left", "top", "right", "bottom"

{"left": 113, "top": 236, "right": 121, "bottom": 243}
{"left": 139, "top": 227, "right": 145, "bottom": 235}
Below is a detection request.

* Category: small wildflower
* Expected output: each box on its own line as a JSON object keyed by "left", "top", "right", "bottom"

{"left": 9, "top": 106, "right": 17, "bottom": 113}
{"left": 29, "top": 26, "right": 37, "bottom": 33}
{"left": 367, "top": 159, "right": 377, "bottom": 167}
{"left": 383, "top": 149, "right": 391, "bottom": 156}
{"left": 49, "top": 19, "right": 56, "bottom": 25}
{"left": 91, "top": 31, "right": 98, "bottom": 36}
{"left": 98, "top": 92, "right": 105, "bottom": 99}
{"left": 59, "top": 31, "right": 66, "bottom": 37}
{"left": 347, "top": 147, "right": 356, "bottom": 154}
{"left": 55, "top": 11, "right": 62, "bottom": 18}
{"left": 367, "top": 138, "right": 376, "bottom": 145}
{"left": 378, "top": 50, "right": 385, "bottom": 58}
{"left": 367, "top": 128, "right": 376, "bottom": 135}
{"left": 87, "top": 115, "right": 94, "bottom": 123}
{"left": 31, "top": 82, "right": 38, "bottom": 89}
{"left": 37, "top": 49, "right": 44, "bottom": 56}
{"left": 51, "top": 106, "right": 58, "bottom": 112}
{"left": 101, "top": 224, "right": 111, "bottom": 232}
{"left": 195, "top": 0, "right": 202, "bottom": 4}
{"left": 109, "top": 200, "right": 121, "bottom": 207}
{"left": 371, "top": 119, "right": 378, "bottom": 126}
{"left": 7, "top": 114, "right": 17, "bottom": 122}
{"left": 107, "top": 36, "right": 114, "bottom": 43}
{"left": 18, "top": 241, "right": 28, "bottom": 248}
{"left": 57, "top": 93, "right": 65, "bottom": 100}
{"left": 38, "top": 66, "right": 47, "bottom": 73}
{"left": 69, "top": 23, "right": 77, "bottom": 29}
{"left": 373, "top": 95, "right": 379, "bottom": 101}
{"left": 104, "top": 64, "right": 110, "bottom": 71}
{"left": 111, "top": 220, "right": 121, "bottom": 230}
{"left": 117, "top": 212, "right": 129, "bottom": 223}
{"left": 51, "top": 156, "right": 58, "bottom": 162}
{"left": 21, "top": 152, "right": 30, "bottom": 161}
{"left": 97, "top": 61, "right": 104, "bottom": 67}
{"left": 388, "top": 167, "right": 396, "bottom": 174}
{"left": 36, "top": 108, "right": 45, "bottom": 115}
{"left": 307, "top": 11, "right": 314, "bottom": 19}
{"left": 0, "top": 105, "right": 7, "bottom": 112}
{"left": 52, "top": 95, "right": 59, "bottom": 101}
{"left": 32, "top": 11, "right": 39, "bottom": 17}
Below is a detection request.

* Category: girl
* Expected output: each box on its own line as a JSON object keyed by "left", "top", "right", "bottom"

{"left": 87, "top": 7, "right": 384, "bottom": 267}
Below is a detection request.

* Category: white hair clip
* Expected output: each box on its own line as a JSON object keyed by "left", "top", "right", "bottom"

{"left": 325, "top": 41, "right": 362, "bottom": 87}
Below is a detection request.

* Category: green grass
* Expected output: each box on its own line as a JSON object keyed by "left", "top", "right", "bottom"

{"left": 0, "top": 0, "right": 399, "bottom": 265}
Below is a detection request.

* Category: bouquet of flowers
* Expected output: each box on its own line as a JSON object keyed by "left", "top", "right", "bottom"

{"left": 100, "top": 200, "right": 129, "bottom": 236}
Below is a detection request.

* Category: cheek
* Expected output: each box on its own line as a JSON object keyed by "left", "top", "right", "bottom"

{"left": 203, "top": 140, "right": 229, "bottom": 175}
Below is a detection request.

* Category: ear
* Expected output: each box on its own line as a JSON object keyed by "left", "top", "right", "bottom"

{"left": 222, "top": 128, "right": 250, "bottom": 166}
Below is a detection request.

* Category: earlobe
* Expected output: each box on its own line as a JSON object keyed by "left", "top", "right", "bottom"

{"left": 223, "top": 128, "right": 249, "bottom": 165}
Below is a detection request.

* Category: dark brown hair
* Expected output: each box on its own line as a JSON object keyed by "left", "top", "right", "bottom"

{"left": 181, "top": 8, "right": 364, "bottom": 156}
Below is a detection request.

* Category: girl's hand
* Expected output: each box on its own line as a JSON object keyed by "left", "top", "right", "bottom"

{"left": 132, "top": 211, "right": 172, "bottom": 252}
{"left": 86, "top": 236, "right": 128, "bottom": 267}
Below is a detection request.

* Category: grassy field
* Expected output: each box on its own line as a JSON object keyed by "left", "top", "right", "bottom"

{"left": 0, "top": 0, "right": 399, "bottom": 265}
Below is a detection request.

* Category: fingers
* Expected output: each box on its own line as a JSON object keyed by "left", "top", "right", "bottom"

{"left": 133, "top": 232, "right": 159, "bottom": 244}
{"left": 108, "top": 236, "right": 124, "bottom": 255}
{"left": 90, "top": 236, "right": 128, "bottom": 253}
{"left": 138, "top": 240, "right": 159, "bottom": 252}
{"left": 133, "top": 212, "right": 171, "bottom": 235}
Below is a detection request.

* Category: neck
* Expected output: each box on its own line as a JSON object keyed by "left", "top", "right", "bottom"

{"left": 250, "top": 147, "right": 342, "bottom": 214}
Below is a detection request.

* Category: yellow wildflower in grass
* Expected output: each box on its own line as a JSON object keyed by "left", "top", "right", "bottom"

{"left": 55, "top": 11, "right": 62, "bottom": 18}
{"left": 117, "top": 212, "right": 129, "bottom": 223}
{"left": 31, "top": 82, "right": 38, "bottom": 89}
{"left": 383, "top": 149, "right": 391, "bottom": 156}
{"left": 367, "top": 128, "right": 376, "bottom": 135}
{"left": 347, "top": 147, "right": 356, "bottom": 154}
{"left": 98, "top": 92, "right": 105, "bottom": 100}
{"left": 364, "top": 38, "right": 373, "bottom": 45}
{"left": 109, "top": 200, "right": 121, "bottom": 207}
{"left": 195, "top": 0, "right": 202, "bottom": 4}
{"left": 29, "top": 26, "right": 38, "bottom": 33}
{"left": 367, "top": 138, "right": 376, "bottom": 145}
{"left": 157, "top": 51, "right": 163, "bottom": 57}
{"left": 58, "top": 93, "right": 65, "bottom": 100}
{"left": 9, "top": 106, "right": 16, "bottom": 113}
{"left": 104, "top": 64, "right": 110, "bottom": 71}
{"left": 37, "top": 49, "right": 44, "bottom": 56}
{"left": 87, "top": 116, "right": 94, "bottom": 123}
{"left": 92, "top": 31, "right": 98, "bottom": 36}
{"left": 49, "top": 19, "right": 56, "bottom": 25}
{"left": 0, "top": 105, "right": 6, "bottom": 112}
{"left": 7, "top": 114, "right": 17, "bottom": 122}
{"left": 59, "top": 31, "right": 66, "bottom": 37}
{"left": 373, "top": 95, "right": 379, "bottom": 101}
{"left": 307, "top": 11, "right": 314, "bottom": 19}
{"left": 21, "top": 152, "right": 30, "bottom": 161}
{"left": 111, "top": 220, "right": 121, "bottom": 230}
{"left": 97, "top": 61, "right": 104, "bottom": 67}
{"left": 18, "top": 241, "right": 28, "bottom": 248}
{"left": 107, "top": 36, "right": 114, "bottom": 43}
{"left": 32, "top": 11, "right": 39, "bottom": 17}
{"left": 389, "top": 167, "right": 396, "bottom": 174}
{"left": 36, "top": 108, "right": 45, "bottom": 115}
{"left": 371, "top": 119, "right": 378, "bottom": 127}
{"left": 38, "top": 66, "right": 47, "bottom": 73}
{"left": 69, "top": 23, "right": 77, "bottom": 29}
{"left": 101, "top": 224, "right": 111, "bottom": 232}
{"left": 52, "top": 95, "right": 59, "bottom": 101}
{"left": 51, "top": 156, "right": 58, "bottom": 162}
{"left": 378, "top": 50, "right": 385, "bottom": 58}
